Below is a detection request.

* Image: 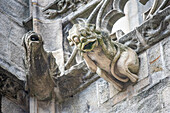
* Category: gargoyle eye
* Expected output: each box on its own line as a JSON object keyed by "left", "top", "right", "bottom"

{"left": 30, "top": 35, "right": 39, "bottom": 41}
{"left": 73, "top": 36, "right": 79, "bottom": 42}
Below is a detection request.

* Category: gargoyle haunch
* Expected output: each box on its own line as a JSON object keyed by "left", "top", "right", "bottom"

{"left": 67, "top": 20, "right": 139, "bottom": 91}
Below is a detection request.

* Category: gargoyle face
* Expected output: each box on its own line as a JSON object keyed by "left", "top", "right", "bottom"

{"left": 22, "top": 31, "right": 43, "bottom": 53}
{"left": 67, "top": 23, "right": 101, "bottom": 52}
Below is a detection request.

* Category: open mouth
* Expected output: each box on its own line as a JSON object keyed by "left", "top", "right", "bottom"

{"left": 30, "top": 35, "right": 39, "bottom": 41}
{"left": 83, "top": 41, "right": 96, "bottom": 50}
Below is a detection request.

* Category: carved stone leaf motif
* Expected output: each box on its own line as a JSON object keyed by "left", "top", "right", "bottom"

{"left": 43, "top": 0, "right": 88, "bottom": 19}
{"left": 119, "top": 7, "right": 170, "bottom": 54}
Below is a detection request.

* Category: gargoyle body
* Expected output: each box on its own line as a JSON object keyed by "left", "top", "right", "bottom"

{"left": 67, "top": 22, "right": 139, "bottom": 91}
{"left": 22, "top": 31, "right": 60, "bottom": 100}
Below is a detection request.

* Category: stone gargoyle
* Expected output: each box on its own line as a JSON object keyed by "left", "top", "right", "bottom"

{"left": 22, "top": 31, "right": 60, "bottom": 100}
{"left": 67, "top": 20, "right": 139, "bottom": 91}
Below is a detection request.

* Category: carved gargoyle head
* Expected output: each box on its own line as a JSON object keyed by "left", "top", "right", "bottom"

{"left": 22, "top": 31, "right": 43, "bottom": 54}
{"left": 67, "top": 19, "right": 102, "bottom": 52}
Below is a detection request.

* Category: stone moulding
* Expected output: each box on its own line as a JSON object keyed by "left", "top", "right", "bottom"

{"left": 43, "top": 0, "right": 88, "bottom": 19}
{"left": 119, "top": 6, "right": 170, "bottom": 54}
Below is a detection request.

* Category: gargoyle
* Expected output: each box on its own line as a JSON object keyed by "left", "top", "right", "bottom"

{"left": 22, "top": 31, "right": 60, "bottom": 100}
{"left": 67, "top": 20, "right": 139, "bottom": 91}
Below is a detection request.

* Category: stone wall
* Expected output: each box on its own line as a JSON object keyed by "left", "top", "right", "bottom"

{"left": 0, "top": 0, "right": 170, "bottom": 113}
{"left": 0, "top": 0, "right": 29, "bottom": 81}
{"left": 0, "top": 0, "right": 29, "bottom": 112}
{"left": 57, "top": 36, "right": 170, "bottom": 113}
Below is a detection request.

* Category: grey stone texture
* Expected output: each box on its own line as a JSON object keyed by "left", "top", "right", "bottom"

{"left": 1, "top": 97, "right": 26, "bottom": 113}
{"left": 0, "top": 0, "right": 29, "bottom": 81}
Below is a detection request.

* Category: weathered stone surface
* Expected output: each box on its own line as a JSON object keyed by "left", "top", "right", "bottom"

{"left": 0, "top": 0, "right": 28, "bottom": 81}
{"left": 1, "top": 97, "right": 25, "bottom": 113}
{"left": 0, "top": 67, "right": 28, "bottom": 111}
{"left": 1, "top": 0, "right": 170, "bottom": 113}
{"left": 138, "top": 51, "right": 148, "bottom": 81}
{"left": 137, "top": 95, "right": 160, "bottom": 113}
{"left": 119, "top": 6, "right": 170, "bottom": 54}
{"left": 60, "top": 81, "right": 98, "bottom": 113}
{"left": 109, "top": 83, "right": 119, "bottom": 99}
{"left": 96, "top": 78, "right": 110, "bottom": 105}
{"left": 112, "top": 89, "right": 128, "bottom": 105}
{"left": 134, "top": 77, "right": 150, "bottom": 93}
{"left": 162, "top": 37, "right": 170, "bottom": 76}
{"left": 119, "top": 30, "right": 144, "bottom": 53}
{"left": 147, "top": 43, "right": 166, "bottom": 85}
{"left": 162, "top": 86, "right": 170, "bottom": 108}
{"left": 0, "top": 0, "right": 29, "bottom": 22}
{"left": 0, "top": 34, "right": 8, "bottom": 59}
{"left": 10, "top": 42, "right": 24, "bottom": 69}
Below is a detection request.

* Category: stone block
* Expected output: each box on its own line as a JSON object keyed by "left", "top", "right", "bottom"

{"left": 137, "top": 95, "right": 160, "bottom": 113}
{"left": 162, "top": 86, "right": 170, "bottom": 108}
{"left": 147, "top": 43, "right": 163, "bottom": 75}
{"left": 0, "top": 12, "right": 12, "bottom": 37}
{"left": 16, "top": 0, "right": 29, "bottom": 6}
{"left": 61, "top": 81, "right": 98, "bottom": 113}
{"left": 113, "top": 90, "right": 127, "bottom": 105}
{"left": 150, "top": 71, "right": 167, "bottom": 86}
{"left": 10, "top": 42, "right": 24, "bottom": 69}
{"left": 138, "top": 51, "right": 148, "bottom": 81}
{"left": 1, "top": 96, "right": 25, "bottom": 113}
{"left": 147, "top": 43, "right": 166, "bottom": 85}
{"left": 0, "top": 0, "right": 29, "bottom": 21}
{"left": 134, "top": 77, "right": 150, "bottom": 93}
{"left": 0, "top": 33, "right": 8, "bottom": 59}
{"left": 162, "top": 37, "right": 170, "bottom": 76}
{"left": 96, "top": 78, "right": 110, "bottom": 105}
{"left": 9, "top": 23, "right": 27, "bottom": 45}
{"left": 109, "top": 83, "right": 119, "bottom": 99}
{"left": 111, "top": 99, "right": 129, "bottom": 113}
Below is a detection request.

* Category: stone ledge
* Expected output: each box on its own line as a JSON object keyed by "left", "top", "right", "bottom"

{"left": 119, "top": 6, "right": 170, "bottom": 54}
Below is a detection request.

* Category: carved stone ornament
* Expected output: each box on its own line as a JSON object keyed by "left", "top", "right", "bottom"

{"left": 22, "top": 0, "right": 169, "bottom": 102}
{"left": 67, "top": 19, "right": 139, "bottom": 91}
{"left": 22, "top": 31, "right": 99, "bottom": 102}
{"left": 22, "top": 31, "right": 60, "bottom": 100}
{"left": 43, "top": 0, "right": 88, "bottom": 19}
